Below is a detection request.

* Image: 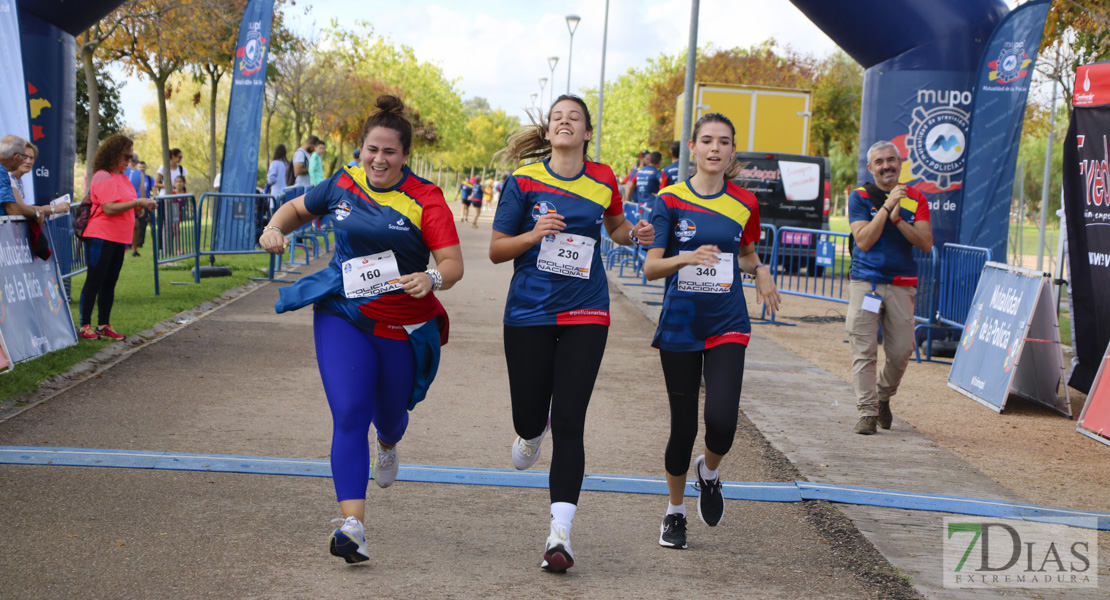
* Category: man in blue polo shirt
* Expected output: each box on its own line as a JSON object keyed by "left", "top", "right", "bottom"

{"left": 631, "top": 151, "right": 663, "bottom": 212}
{"left": 846, "top": 140, "right": 933, "bottom": 435}
{"left": 661, "top": 141, "right": 681, "bottom": 187}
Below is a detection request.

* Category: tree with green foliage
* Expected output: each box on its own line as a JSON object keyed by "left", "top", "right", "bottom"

{"left": 76, "top": 64, "right": 125, "bottom": 163}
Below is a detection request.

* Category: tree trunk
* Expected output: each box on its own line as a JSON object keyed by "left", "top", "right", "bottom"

{"left": 154, "top": 75, "right": 172, "bottom": 191}
{"left": 207, "top": 66, "right": 222, "bottom": 191}
{"left": 81, "top": 39, "right": 100, "bottom": 186}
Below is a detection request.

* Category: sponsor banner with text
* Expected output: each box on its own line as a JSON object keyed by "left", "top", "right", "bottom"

{"left": 0, "top": 218, "right": 76, "bottom": 363}
{"left": 1062, "top": 60, "right": 1110, "bottom": 393}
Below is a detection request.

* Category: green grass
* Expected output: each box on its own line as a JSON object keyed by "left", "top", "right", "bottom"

{"left": 0, "top": 250, "right": 274, "bottom": 403}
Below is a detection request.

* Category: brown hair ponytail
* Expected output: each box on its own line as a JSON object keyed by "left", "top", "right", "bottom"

{"left": 499, "top": 94, "right": 593, "bottom": 164}
{"left": 361, "top": 95, "right": 413, "bottom": 153}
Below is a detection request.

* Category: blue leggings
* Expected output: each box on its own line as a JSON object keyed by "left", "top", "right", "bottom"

{"left": 314, "top": 311, "right": 415, "bottom": 502}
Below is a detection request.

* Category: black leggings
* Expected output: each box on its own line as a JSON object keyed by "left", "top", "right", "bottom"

{"left": 659, "top": 344, "right": 747, "bottom": 477}
{"left": 504, "top": 324, "right": 608, "bottom": 505}
{"left": 79, "top": 238, "right": 127, "bottom": 327}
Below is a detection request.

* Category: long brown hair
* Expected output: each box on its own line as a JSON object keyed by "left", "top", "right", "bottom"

{"left": 362, "top": 95, "right": 412, "bottom": 154}
{"left": 691, "top": 112, "right": 742, "bottom": 180}
{"left": 92, "top": 134, "right": 133, "bottom": 174}
{"left": 500, "top": 94, "right": 593, "bottom": 164}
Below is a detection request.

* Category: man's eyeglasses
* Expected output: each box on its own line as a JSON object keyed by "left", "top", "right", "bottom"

{"left": 14, "top": 152, "right": 32, "bottom": 161}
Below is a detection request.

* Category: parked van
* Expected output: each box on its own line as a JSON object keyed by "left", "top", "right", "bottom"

{"left": 731, "top": 151, "right": 830, "bottom": 273}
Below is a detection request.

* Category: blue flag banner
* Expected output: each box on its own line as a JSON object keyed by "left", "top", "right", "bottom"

{"left": 948, "top": 262, "right": 1069, "bottom": 415}
{"left": 0, "top": 0, "right": 36, "bottom": 203}
{"left": 957, "top": 0, "right": 1051, "bottom": 258}
{"left": 0, "top": 218, "right": 76, "bottom": 363}
{"left": 215, "top": 0, "right": 273, "bottom": 250}
{"left": 19, "top": 9, "right": 76, "bottom": 208}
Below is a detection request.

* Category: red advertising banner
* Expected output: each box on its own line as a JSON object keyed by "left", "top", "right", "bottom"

{"left": 1077, "top": 340, "right": 1110, "bottom": 448}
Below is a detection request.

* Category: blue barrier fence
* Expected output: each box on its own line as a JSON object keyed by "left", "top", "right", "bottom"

{"left": 151, "top": 194, "right": 201, "bottom": 296}
{"left": 198, "top": 192, "right": 280, "bottom": 281}
{"left": 938, "top": 244, "right": 993, "bottom": 327}
{"left": 42, "top": 211, "right": 85, "bottom": 282}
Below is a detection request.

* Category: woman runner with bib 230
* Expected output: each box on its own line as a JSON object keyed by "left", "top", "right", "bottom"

{"left": 259, "top": 96, "right": 463, "bottom": 565}
{"left": 644, "top": 112, "right": 780, "bottom": 550}
{"left": 490, "top": 94, "right": 653, "bottom": 573}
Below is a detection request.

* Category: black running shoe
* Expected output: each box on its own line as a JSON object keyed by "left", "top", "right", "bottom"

{"left": 659, "top": 513, "right": 688, "bottom": 549}
{"left": 694, "top": 454, "right": 724, "bottom": 526}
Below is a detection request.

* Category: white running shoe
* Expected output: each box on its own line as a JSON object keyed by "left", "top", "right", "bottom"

{"left": 540, "top": 524, "right": 575, "bottom": 572}
{"left": 373, "top": 439, "right": 399, "bottom": 488}
{"left": 328, "top": 516, "right": 369, "bottom": 563}
{"left": 511, "top": 419, "right": 550, "bottom": 470}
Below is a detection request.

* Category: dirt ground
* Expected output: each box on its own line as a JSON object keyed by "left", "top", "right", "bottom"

{"left": 753, "top": 293, "right": 1110, "bottom": 515}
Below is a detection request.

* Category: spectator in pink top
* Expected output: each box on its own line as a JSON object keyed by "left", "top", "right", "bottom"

{"left": 78, "top": 134, "right": 157, "bottom": 341}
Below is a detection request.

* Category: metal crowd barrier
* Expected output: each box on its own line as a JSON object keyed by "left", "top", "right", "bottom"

{"left": 912, "top": 246, "right": 942, "bottom": 362}
{"left": 770, "top": 227, "right": 850, "bottom": 305}
{"left": 937, "top": 243, "right": 993, "bottom": 328}
{"left": 198, "top": 192, "right": 281, "bottom": 281}
{"left": 42, "top": 210, "right": 85, "bottom": 281}
{"left": 151, "top": 193, "right": 201, "bottom": 295}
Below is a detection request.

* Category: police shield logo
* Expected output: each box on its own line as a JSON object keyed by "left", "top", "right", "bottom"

{"left": 531, "top": 201, "right": 557, "bottom": 221}
{"left": 335, "top": 200, "right": 353, "bottom": 221}
{"left": 675, "top": 219, "right": 697, "bottom": 242}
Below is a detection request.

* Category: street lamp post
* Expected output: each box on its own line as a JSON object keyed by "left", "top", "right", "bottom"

{"left": 530, "top": 93, "right": 538, "bottom": 110}
{"left": 595, "top": 0, "right": 609, "bottom": 162}
{"left": 547, "top": 56, "right": 559, "bottom": 107}
{"left": 565, "top": 15, "right": 580, "bottom": 95}
{"left": 538, "top": 77, "right": 548, "bottom": 111}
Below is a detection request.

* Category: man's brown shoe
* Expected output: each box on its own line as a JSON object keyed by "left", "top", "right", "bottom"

{"left": 878, "top": 402, "right": 892, "bottom": 430}
{"left": 853, "top": 416, "right": 878, "bottom": 435}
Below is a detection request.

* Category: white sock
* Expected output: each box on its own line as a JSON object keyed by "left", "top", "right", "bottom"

{"left": 525, "top": 430, "right": 544, "bottom": 444}
{"left": 699, "top": 461, "right": 718, "bottom": 482}
{"left": 666, "top": 503, "right": 686, "bottom": 517}
{"left": 550, "top": 502, "right": 576, "bottom": 535}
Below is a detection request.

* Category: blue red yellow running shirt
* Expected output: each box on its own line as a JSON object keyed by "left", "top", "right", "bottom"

{"left": 847, "top": 184, "right": 931, "bottom": 285}
{"left": 493, "top": 159, "right": 623, "bottom": 327}
{"left": 301, "top": 164, "right": 459, "bottom": 338}
{"left": 662, "top": 161, "right": 681, "bottom": 187}
{"left": 633, "top": 164, "right": 663, "bottom": 205}
{"left": 649, "top": 180, "right": 762, "bottom": 351}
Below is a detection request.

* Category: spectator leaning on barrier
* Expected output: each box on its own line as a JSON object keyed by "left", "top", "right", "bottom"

{"left": 310, "top": 138, "right": 326, "bottom": 186}
{"left": 0, "top": 135, "right": 68, "bottom": 220}
{"left": 846, "top": 140, "right": 933, "bottom": 435}
{"left": 292, "top": 135, "right": 317, "bottom": 187}
{"left": 78, "top": 134, "right": 157, "bottom": 341}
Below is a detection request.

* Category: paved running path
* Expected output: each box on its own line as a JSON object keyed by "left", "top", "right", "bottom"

{"left": 0, "top": 204, "right": 1101, "bottom": 598}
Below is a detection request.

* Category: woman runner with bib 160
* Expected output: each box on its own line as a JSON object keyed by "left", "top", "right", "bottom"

{"left": 489, "top": 94, "right": 653, "bottom": 573}
{"left": 644, "top": 112, "right": 781, "bottom": 550}
{"left": 259, "top": 95, "right": 463, "bottom": 565}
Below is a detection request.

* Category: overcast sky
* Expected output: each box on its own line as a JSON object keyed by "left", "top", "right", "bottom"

{"left": 115, "top": 0, "right": 851, "bottom": 128}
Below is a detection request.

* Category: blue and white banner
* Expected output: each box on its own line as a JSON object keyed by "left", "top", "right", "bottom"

{"left": 19, "top": 9, "right": 76, "bottom": 208}
{"left": 215, "top": 0, "right": 273, "bottom": 251}
{"left": 948, "top": 262, "right": 1068, "bottom": 415}
{"left": 218, "top": 0, "right": 273, "bottom": 198}
{"left": 0, "top": 0, "right": 35, "bottom": 202}
{"left": 0, "top": 218, "right": 76, "bottom": 363}
{"left": 958, "top": 0, "right": 1051, "bottom": 259}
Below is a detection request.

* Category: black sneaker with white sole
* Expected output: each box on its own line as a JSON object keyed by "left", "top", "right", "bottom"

{"left": 694, "top": 454, "right": 724, "bottom": 526}
{"left": 659, "top": 513, "right": 688, "bottom": 549}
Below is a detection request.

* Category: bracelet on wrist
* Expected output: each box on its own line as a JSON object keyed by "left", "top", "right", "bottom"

{"left": 262, "top": 225, "right": 284, "bottom": 235}
{"left": 424, "top": 268, "right": 443, "bottom": 291}
{"left": 890, "top": 214, "right": 902, "bottom": 225}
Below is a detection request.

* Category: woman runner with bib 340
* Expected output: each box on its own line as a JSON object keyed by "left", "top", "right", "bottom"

{"left": 259, "top": 95, "right": 462, "bottom": 565}
{"left": 490, "top": 94, "right": 653, "bottom": 572}
{"left": 644, "top": 112, "right": 780, "bottom": 550}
